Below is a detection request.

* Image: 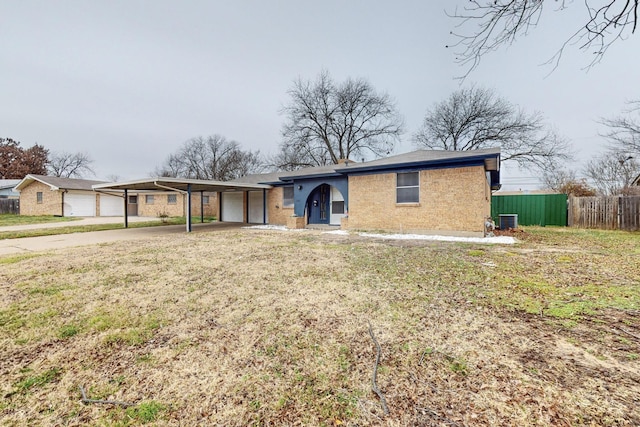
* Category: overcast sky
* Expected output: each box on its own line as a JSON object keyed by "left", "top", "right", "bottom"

{"left": 2, "top": 1, "right": 639, "bottom": 189}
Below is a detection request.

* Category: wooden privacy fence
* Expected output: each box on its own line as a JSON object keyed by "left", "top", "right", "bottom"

{"left": 0, "top": 198, "right": 20, "bottom": 214}
{"left": 568, "top": 196, "right": 640, "bottom": 231}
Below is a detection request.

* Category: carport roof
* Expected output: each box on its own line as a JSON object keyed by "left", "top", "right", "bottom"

{"left": 92, "top": 177, "right": 271, "bottom": 193}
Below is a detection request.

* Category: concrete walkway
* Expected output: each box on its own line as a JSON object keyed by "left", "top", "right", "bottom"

{"left": 0, "top": 221, "right": 242, "bottom": 256}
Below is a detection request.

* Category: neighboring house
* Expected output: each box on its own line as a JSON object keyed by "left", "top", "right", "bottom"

{"left": 0, "top": 179, "right": 21, "bottom": 199}
{"left": 231, "top": 148, "right": 501, "bottom": 235}
{"left": 14, "top": 175, "right": 217, "bottom": 217}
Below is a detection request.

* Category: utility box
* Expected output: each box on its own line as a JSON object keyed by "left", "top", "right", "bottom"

{"left": 499, "top": 214, "right": 518, "bottom": 229}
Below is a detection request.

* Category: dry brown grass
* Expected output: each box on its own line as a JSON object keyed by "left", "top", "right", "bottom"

{"left": 1, "top": 227, "right": 639, "bottom": 426}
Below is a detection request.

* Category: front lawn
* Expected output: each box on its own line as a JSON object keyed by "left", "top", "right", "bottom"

{"left": 0, "top": 227, "right": 638, "bottom": 426}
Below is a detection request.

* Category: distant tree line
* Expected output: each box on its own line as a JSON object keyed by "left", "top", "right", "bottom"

{"left": 7, "top": 71, "right": 638, "bottom": 194}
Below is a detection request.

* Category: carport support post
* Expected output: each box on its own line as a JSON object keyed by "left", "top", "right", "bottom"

{"left": 200, "top": 191, "right": 204, "bottom": 223}
{"left": 186, "top": 184, "right": 192, "bottom": 232}
{"left": 124, "top": 189, "right": 128, "bottom": 228}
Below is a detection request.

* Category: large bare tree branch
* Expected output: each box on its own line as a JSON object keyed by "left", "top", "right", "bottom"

{"left": 448, "top": 0, "right": 639, "bottom": 77}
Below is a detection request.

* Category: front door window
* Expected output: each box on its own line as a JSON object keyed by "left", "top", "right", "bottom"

{"left": 320, "top": 185, "right": 327, "bottom": 220}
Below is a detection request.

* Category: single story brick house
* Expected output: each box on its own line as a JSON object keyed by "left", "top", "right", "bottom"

{"left": 14, "top": 174, "right": 217, "bottom": 217}
{"left": 229, "top": 148, "right": 501, "bottom": 235}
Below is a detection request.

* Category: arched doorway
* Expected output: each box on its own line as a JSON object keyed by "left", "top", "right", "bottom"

{"left": 306, "top": 184, "right": 346, "bottom": 225}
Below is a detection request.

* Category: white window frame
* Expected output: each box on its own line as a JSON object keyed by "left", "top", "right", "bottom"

{"left": 145, "top": 195, "right": 154, "bottom": 204}
{"left": 167, "top": 194, "right": 177, "bottom": 205}
{"left": 282, "top": 186, "right": 294, "bottom": 208}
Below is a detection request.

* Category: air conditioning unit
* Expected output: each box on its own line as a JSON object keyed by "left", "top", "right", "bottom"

{"left": 499, "top": 214, "right": 518, "bottom": 229}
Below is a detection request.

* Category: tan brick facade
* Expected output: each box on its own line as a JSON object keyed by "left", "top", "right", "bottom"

{"left": 19, "top": 181, "right": 63, "bottom": 216}
{"left": 266, "top": 187, "right": 295, "bottom": 225}
{"left": 345, "top": 166, "right": 490, "bottom": 234}
{"left": 137, "top": 192, "right": 218, "bottom": 218}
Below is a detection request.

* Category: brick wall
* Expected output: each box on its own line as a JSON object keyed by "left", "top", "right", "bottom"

{"left": 137, "top": 192, "right": 218, "bottom": 218}
{"left": 267, "top": 187, "right": 295, "bottom": 225}
{"left": 346, "top": 166, "right": 490, "bottom": 234}
{"left": 19, "top": 181, "right": 63, "bottom": 216}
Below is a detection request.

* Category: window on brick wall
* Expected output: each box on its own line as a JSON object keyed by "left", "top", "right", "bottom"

{"left": 145, "top": 195, "right": 154, "bottom": 204}
{"left": 396, "top": 172, "right": 419, "bottom": 203}
{"left": 283, "top": 186, "right": 294, "bottom": 208}
{"left": 203, "top": 195, "right": 210, "bottom": 204}
{"left": 168, "top": 194, "right": 177, "bottom": 205}
{"left": 36, "top": 192, "right": 43, "bottom": 204}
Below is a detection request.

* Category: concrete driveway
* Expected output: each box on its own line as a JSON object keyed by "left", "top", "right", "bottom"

{"left": 0, "top": 220, "right": 242, "bottom": 256}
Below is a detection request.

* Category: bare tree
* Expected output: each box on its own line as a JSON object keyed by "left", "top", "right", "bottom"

{"left": 266, "top": 143, "right": 323, "bottom": 172}
{"left": 155, "top": 135, "right": 263, "bottom": 181}
{"left": 414, "top": 86, "right": 573, "bottom": 170}
{"left": 600, "top": 100, "right": 640, "bottom": 154}
{"left": 541, "top": 168, "right": 596, "bottom": 196}
{"left": 448, "top": 1, "right": 639, "bottom": 76}
{"left": 279, "top": 70, "right": 403, "bottom": 169}
{"left": 48, "top": 151, "right": 95, "bottom": 178}
{"left": 584, "top": 151, "right": 639, "bottom": 195}
{"left": 542, "top": 168, "right": 577, "bottom": 191}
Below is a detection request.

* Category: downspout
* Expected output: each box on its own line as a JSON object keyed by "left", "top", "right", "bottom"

{"left": 61, "top": 190, "right": 67, "bottom": 217}
{"left": 262, "top": 188, "right": 267, "bottom": 224}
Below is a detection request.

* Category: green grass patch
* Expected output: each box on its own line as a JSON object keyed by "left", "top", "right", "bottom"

{"left": 125, "top": 401, "right": 165, "bottom": 424}
{"left": 12, "top": 368, "right": 61, "bottom": 394}
{"left": 0, "top": 254, "right": 43, "bottom": 264}
{"left": 0, "top": 219, "right": 177, "bottom": 240}
{"left": 58, "top": 324, "right": 80, "bottom": 339}
{"left": 0, "top": 214, "right": 80, "bottom": 226}
{"left": 0, "top": 307, "right": 26, "bottom": 330}
{"left": 0, "top": 216, "right": 217, "bottom": 239}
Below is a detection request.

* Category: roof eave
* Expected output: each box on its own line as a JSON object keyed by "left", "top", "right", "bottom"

{"left": 338, "top": 153, "right": 500, "bottom": 175}
{"left": 14, "top": 174, "right": 60, "bottom": 192}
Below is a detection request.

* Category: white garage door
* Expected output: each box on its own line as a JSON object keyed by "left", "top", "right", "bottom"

{"left": 64, "top": 191, "right": 96, "bottom": 217}
{"left": 248, "top": 191, "right": 267, "bottom": 224}
{"left": 99, "top": 194, "right": 124, "bottom": 216}
{"left": 221, "top": 192, "right": 244, "bottom": 222}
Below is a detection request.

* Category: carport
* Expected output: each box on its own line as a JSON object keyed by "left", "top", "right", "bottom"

{"left": 92, "top": 178, "right": 272, "bottom": 232}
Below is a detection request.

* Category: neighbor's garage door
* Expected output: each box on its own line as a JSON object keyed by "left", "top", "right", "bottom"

{"left": 64, "top": 191, "right": 96, "bottom": 217}
{"left": 248, "top": 191, "right": 267, "bottom": 224}
{"left": 99, "top": 194, "right": 124, "bottom": 216}
{"left": 220, "top": 192, "right": 244, "bottom": 222}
